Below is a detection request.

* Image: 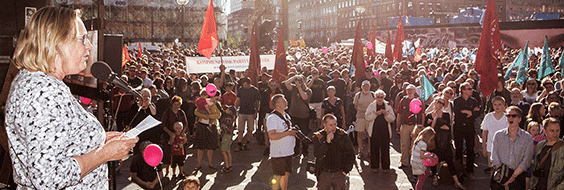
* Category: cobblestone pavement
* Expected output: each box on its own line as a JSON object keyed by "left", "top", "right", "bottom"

{"left": 117, "top": 131, "right": 492, "bottom": 190}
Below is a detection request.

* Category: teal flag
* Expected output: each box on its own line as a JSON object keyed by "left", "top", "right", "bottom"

{"left": 421, "top": 74, "right": 436, "bottom": 102}
{"left": 515, "top": 41, "right": 529, "bottom": 84}
{"left": 559, "top": 51, "right": 564, "bottom": 74}
{"left": 538, "top": 36, "right": 556, "bottom": 80}
{"left": 505, "top": 50, "right": 523, "bottom": 80}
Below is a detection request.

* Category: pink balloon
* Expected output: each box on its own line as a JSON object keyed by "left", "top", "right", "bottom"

{"left": 366, "top": 42, "right": 373, "bottom": 50}
{"left": 80, "top": 97, "right": 91, "bottom": 105}
{"left": 373, "top": 70, "right": 379, "bottom": 78}
{"left": 143, "top": 144, "right": 163, "bottom": 167}
{"left": 322, "top": 47, "right": 328, "bottom": 54}
{"left": 423, "top": 152, "right": 438, "bottom": 167}
{"left": 206, "top": 84, "right": 217, "bottom": 97}
{"left": 410, "top": 99, "right": 423, "bottom": 114}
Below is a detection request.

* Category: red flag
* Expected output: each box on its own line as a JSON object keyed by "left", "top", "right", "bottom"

{"left": 366, "top": 30, "right": 373, "bottom": 57}
{"left": 371, "top": 26, "right": 377, "bottom": 57}
{"left": 137, "top": 41, "right": 142, "bottom": 58}
{"left": 351, "top": 20, "right": 365, "bottom": 84}
{"left": 393, "top": 17, "right": 405, "bottom": 62}
{"left": 414, "top": 46, "right": 422, "bottom": 62}
{"left": 367, "top": 30, "right": 376, "bottom": 65}
{"left": 122, "top": 44, "right": 130, "bottom": 67}
{"left": 475, "top": 0, "right": 502, "bottom": 97}
{"left": 247, "top": 20, "right": 260, "bottom": 87}
{"left": 384, "top": 29, "right": 393, "bottom": 63}
{"left": 273, "top": 27, "right": 288, "bottom": 83}
{"left": 198, "top": 0, "right": 219, "bottom": 59}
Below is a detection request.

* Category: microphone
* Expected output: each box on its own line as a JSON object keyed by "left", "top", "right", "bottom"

{"left": 91, "top": 61, "right": 142, "bottom": 100}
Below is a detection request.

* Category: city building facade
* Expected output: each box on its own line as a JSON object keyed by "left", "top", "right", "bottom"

{"left": 55, "top": 0, "right": 228, "bottom": 45}
{"left": 287, "top": 0, "right": 511, "bottom": 44}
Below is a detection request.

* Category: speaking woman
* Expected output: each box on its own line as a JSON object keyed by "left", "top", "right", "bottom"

{"left": 5, "top": 7, "right": 137, "bottom": 189}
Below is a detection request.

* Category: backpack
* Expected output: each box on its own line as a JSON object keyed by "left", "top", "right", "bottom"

{"left": 351, "top": 91, "right": 375, "bottom": 121}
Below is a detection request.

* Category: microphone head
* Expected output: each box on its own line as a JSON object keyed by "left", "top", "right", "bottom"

{"left": 91, "top": 61, "right": 113, "bottom": 81}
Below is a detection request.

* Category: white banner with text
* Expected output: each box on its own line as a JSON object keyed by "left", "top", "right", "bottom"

{"left": 185, "top": 55, "right": 275, "bottom": 73}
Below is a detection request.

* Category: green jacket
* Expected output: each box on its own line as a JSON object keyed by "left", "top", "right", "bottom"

{"left": 531, "top": 140, "right": 564, "bottom": 190}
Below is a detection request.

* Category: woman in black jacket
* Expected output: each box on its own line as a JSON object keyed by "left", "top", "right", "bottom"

{"left": 426, "top": 97, "right": 466, "bottom": 189}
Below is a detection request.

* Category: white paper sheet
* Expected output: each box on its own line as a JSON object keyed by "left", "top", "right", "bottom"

{"left": 124, "top": 115, "right": 162, "bottom": 138}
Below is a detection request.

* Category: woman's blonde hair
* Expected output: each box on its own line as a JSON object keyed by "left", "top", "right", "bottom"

{"left": 12, "top": 6, "right": 82, "bottom": 73}
{"left": 413, "top": 127, "right": 436, "bottom": 150}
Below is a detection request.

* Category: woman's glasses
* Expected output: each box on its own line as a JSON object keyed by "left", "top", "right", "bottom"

{"left": 77, "top": 34, "right": 89, "bottom": 45}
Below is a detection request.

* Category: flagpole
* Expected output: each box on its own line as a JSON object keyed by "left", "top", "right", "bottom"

{"left": 219, "top": 41, "right": 224, "bottom": 66}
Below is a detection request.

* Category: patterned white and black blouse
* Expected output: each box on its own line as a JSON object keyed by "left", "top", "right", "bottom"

{"left": 5, "top": 69, "right": 108, "bottom": 189}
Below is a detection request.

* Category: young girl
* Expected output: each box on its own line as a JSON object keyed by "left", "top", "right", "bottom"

{"left": 411, "top": 127, "right": 436, "bottom": 190}
{"left": 526, "top": 121, "right": 545, "bottom": 189}
{"left": 219, "top": 106, "right": 237, "bottom": 173}
{"left": 170, "top": 122, "right": 187, "bottom": 179}
{"left": 183, "top": 175, "right": 200, "bottom": 190}
{"left": 528, "top": 121, "right": 546, "bottom": 147}
{"left": 195, "top": 89, "right": 212, "bottom": 126}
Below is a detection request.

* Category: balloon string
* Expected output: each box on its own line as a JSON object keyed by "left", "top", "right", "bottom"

{"left": 155, "top": 167, "right": 163, "bottom": 189}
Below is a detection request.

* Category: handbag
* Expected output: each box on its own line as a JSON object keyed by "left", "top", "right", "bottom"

{"left": 492, "top": 164, "right": 513, "bottom": 184}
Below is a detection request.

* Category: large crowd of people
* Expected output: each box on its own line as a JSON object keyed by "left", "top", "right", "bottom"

{"left": 7, "top": 6, "right": 564, "bottom": 190}
{"left": 108, "top": 38, "right": 564, "bottom": 189}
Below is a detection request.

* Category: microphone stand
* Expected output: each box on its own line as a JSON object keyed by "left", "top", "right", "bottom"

{"left": 105, "top": 87, "right": 138, "bottom": 190}
{"left": 101, "top": 85, "right": 118, "bottom": 190}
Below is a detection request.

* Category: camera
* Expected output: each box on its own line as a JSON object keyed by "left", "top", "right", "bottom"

{"left": 291, "top": 125, "right": 312, "bottom": 144}
{"left": 532, "top": 169, "right": 546, "bottom": 177}
{"left": 306, "top": 160, "right": 316, "bottom": 174}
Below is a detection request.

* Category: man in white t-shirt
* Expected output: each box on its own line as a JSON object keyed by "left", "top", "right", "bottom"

{"left": 267, "top": 94, "right": 297, "bottom": 190}
{"left": 481, "top": 96, "right": 508, "bottom": 172}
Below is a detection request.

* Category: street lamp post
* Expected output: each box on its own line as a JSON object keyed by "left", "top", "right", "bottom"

{"left": 355, "top": 6, "right": 365, "bottom": 37}
{"left": 175, "top": 0, "right": 190, "bottom": 46}
{"left": 297, "top": 20, "right": 302, "bottom": 40}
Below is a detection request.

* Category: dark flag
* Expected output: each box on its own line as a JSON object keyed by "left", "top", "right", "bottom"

{"left": 248, "top": 19, "right": 260, "bottom": 87}
{"left": 273, "top": 27, "right": 288, "bottom": 83}
{"left": 474, "top": 0, "right": 502, "bottom": 97}
{"left": 368, "top": 29, "right": 377, "bottom": 65}
{"left": 351, "top": 20, "right": 365, "bottom": 85}
{"left": 385, "top": 28, "right": 393, "bottom": 63}
{"left": 137, "top": 41, "right": 142, "bottom": 58}
{"left": 393, "top": 17, "right": 404, "bottom": 62}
